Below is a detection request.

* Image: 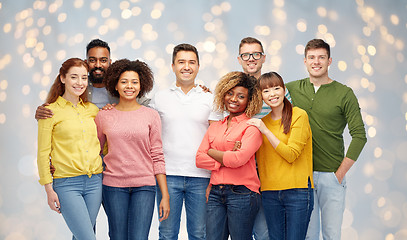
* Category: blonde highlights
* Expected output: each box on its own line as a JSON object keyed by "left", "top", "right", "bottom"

{"left": 213, "top": 71, "right": 262, "bottom": 118}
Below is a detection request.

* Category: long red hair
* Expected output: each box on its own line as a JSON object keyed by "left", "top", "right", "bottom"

{"left": 46, "top": 58, "right": 89, "bottom": 103}
{"left": 259, "top": 72, "right": 292, "bottom": 134}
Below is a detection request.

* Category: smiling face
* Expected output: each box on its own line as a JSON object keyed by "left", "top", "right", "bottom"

{"left": 238, "top": 43, "right": 265, "bottom": 79}
{"left": 224, "top": 86, "right": 249, "bottom": 117}
{"left": 86, "top": 47, "right": 111, "bottom": 84}
{"left": 61, "top": 66, "right": 88, "bottom": 102}
{"left": 261, "top": 85, "right": 285, "bottom": 109}
{"left": 115, "top": 71, "right": 140, "bottom": 101}
{"left": 172, "top": 50, "right": 199, "bottom": 86}
{"left": 304, "top": 48, "right": 332, "bottom": 79}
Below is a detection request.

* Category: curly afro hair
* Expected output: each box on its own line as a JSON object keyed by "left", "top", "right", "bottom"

{"left": 104, "top": 59, "right": 154, "bottom": 99}
{"left": 213, "top": 71, "right": 262, "bottom": 118}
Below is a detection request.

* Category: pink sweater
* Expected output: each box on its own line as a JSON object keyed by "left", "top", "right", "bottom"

{"left": 95, "top": 106, "right": 165, "bottom": 187}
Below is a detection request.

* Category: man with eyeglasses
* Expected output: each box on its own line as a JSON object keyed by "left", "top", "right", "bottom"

{"left": 237, "top": 37, "right": 265, "bottom": 80}
{"left": 237, "top": 37, "right": 294, "bottom": 240}
{"left": 236, "top": 37, "right": 270, "bottom": 240}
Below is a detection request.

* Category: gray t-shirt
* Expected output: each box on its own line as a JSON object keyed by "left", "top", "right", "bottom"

{"left": 90, "top": 87, "right": 111, "bottom": 109}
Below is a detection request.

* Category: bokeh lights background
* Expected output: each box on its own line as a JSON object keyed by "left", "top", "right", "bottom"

{"left": 0, "top": 0, "right": 407, "bottom": 239}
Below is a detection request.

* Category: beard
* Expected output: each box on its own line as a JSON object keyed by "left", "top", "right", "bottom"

{"left": 89, "top": 67, "right": 105, "bottom": 84}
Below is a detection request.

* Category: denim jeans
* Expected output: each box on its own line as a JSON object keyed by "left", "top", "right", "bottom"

{"left": 156, "top": 175, "right": 209, "bottom": 240}
{"left": 206, "top": 185, "right": 260, "bottom": 240}
{"left": 102, "top": 185, "right": 156, "bottom": 240}
{"left": 262, "top": 180, "right": 313, "bottom": 240}
{"left": 53, "top": 174, "right": 102, "bottom": 240}
{"left": 252, "top": 199, "right": 270, "bottom": 240}
{"left": 306, "top": 172, "right": 346, "bottom": 240}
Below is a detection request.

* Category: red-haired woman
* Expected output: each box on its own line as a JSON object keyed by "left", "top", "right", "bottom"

{"left": 37, "top": 58, "right": 103, "bottom": 240}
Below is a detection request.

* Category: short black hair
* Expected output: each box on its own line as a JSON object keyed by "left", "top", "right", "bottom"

{"left": 172, "top": 43, "right": 199, "bottom": 65}
{"left": 86, "top": 39, "right": 110, "bottom": 56}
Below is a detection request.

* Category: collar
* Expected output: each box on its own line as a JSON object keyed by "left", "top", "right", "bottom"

{"left": 306, "top": 77, "right": 335, "bottom": 87}
{"left": 55, "top": 96, "right": 86, "bottom": 108}
{"left": 221, "top": 112, "right": 248, "bottom": 124}
{"left": 169, "top": 82, "right": 201, "bottom": 93}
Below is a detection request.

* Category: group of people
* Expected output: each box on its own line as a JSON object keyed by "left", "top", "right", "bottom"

{"left": 36, "top": 37, "right": 367, "bottom": 240}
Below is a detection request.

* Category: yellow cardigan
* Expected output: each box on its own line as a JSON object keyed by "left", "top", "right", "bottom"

{"left": 256, "top": 107, "right": 313, "bottom": 191}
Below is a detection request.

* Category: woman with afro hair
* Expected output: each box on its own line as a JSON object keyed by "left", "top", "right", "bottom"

{"left": 95, "top": 59, "right": 170, "bottom": 240}
{"left": 196, "top": 71, "right": 263, "bottom": 240}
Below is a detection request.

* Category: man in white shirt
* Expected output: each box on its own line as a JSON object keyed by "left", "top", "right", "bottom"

{"left": 149, "top": 43, "right": 223, "bottom": 240}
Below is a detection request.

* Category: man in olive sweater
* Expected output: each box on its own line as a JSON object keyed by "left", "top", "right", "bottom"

{"left": 286, "top": 39, "right": 367, "bottom": 240}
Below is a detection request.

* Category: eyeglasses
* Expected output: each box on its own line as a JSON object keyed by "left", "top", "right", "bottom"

{"left": 239, "top": 52, "right": 263, "bottom": 61}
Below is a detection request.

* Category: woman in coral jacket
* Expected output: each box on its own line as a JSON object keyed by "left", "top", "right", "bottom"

{"left": 196, "top": 71, "right": 263, "bottom": 240}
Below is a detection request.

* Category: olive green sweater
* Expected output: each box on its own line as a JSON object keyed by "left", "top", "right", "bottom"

{"left": 286, "top": 78, "right": 367, "bottom": 172}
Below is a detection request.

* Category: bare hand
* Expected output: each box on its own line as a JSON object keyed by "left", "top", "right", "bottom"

{"left": 158, "top": 197, "right": 170, "bottom": 222}
{"left": 50, "top": 163, "right": 55, "bottom": 175}
{"left": 232, "top": 141, "right": 241, "bottom": 151}
{"left": 247, "top": 118, "right": 267, "bottom": 133}
{"left": 45, "top": 185, "right": 61, "bottom": 213}
{"left": 198, "top": 84, "right": 212, "bottom": 93}
{"left": 35, "top": 103, "right": 53, "bottom": 120}
{"left": 335, "top": 171, "right": 344, "bottom": 184}
{"left": 102, "top": 103, "right": 116, "bottom": 110}
{"left": 205, "top": 184, "right": 212, "bottom": 203}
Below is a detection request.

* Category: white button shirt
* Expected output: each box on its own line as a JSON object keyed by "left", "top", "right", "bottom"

{"left": 150, "top": 83, "right": 223, "bottom": 178}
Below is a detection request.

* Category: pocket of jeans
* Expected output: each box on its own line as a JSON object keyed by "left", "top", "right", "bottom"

{"left": 332, "top": 172, "right": 345, "bottom": 187}
{"left": 231, "top": 185, "right": 251, "bottom": 195}
{"left": 94, "top": 173, "right": 102, "bottom": 179}
{"left": 52, "top": 177, "right": 69, "bottom": 189}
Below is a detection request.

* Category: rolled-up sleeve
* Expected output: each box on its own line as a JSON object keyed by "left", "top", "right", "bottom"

{"left": 223, "top": 126, "right": 262, "bottom": 168}
{"left": 37, "top": 117, "right": 54, "bottom": 185}
{"left": 196, "top": 126, "right": 222, "bottom": 171}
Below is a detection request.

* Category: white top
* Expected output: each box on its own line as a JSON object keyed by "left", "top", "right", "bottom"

{"left": 150, "top": 83, "right": 223, "bottom": 178}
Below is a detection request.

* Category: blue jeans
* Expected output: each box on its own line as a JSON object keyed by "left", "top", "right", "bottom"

{"left": 156, "top": 175, "right": 209, "bottom": 240}
{"left": 206, "top": 185, "right": 260, "bottom": 240}
{"left": 53, "top": 174, "right": 102, "bottom": 240}
{"left": 262, "top": 180, "right": 313, "bottom": 240}
{"left": 102, "top": 185, "right": 156, "bottom": 240}
{"left": 306, "top": 172, "right": 346, "bottom": 240}
{"left": 252, "top": 199, "right": 269, "bottom": 240}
